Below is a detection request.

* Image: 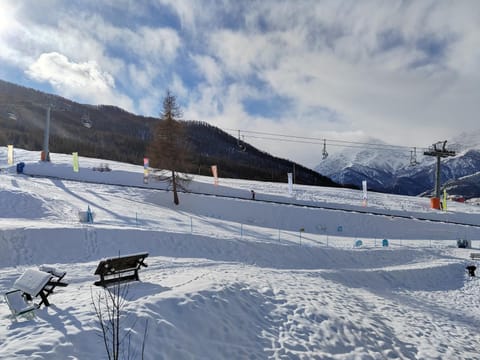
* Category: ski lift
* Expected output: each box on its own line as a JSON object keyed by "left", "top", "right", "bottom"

{"left": 322, "top": 139, "right": 328, "bottom": 160}
{"left": 81, "top": 113, "right": 92, "bottom": 128}
{"left": 237, "top": 130, "right": 246, "bottom": 152}
{"left": 410, "top": 147, "right": 419, "bottom": 166}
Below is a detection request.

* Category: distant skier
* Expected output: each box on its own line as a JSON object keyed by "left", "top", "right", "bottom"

{"left": 251, "top": 190, "right": 255, "bottom": 200}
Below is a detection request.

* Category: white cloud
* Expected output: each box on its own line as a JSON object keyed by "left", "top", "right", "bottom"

{"left": 26, "top": 52, "right": 134, "bottom": 111}
{"left": 208, "top": 30, "right": 283, "bottom": 77}
{"left": 127, "top": 63, "right": 161, "bottom": 92}
{"left": 0, "top": 2, "right": 15, "bottom": 34}
{"left": 170, "top": 73, "right": 188, "bottom": 99}
{"left": 131, "top": 27, "right": 181, "bottom": 61}
{"left": 2, "top": 0, "right": 480, "bottom": 167}
{"left": 138, "top": 88, "right": 164, "bottom": 117}
{"left": 26, "top": 52, "right": 113, "bottom": 90}
{"left": 187, "top": 0, "right": 480, "bottom": 155}
{"left": 0, "top": 2, "right": 36, "bottom": 68}
{"left": 0, "top": 3, "right": 183, "bottom": 114}
{"left": 191, "top": 55, "right": 223, "bottom": 85}
{"left": 63, "top": 13, "right": 181, "bottom": 65}
{"left": 157, "top": 0, "right": 199, "bottom": 30}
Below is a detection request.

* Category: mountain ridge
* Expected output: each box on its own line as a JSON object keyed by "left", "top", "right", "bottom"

{"left": 315, "top": 138, "right": 480, "bottom": 198}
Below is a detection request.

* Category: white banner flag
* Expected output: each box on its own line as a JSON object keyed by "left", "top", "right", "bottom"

{"left": 7, "top": 145, "right": 14, "bottom": 165}
{"left": 362, "top": 180, "right": 368, "bottom": 206}
{"left": 288, "top": 172, "right": 293, "bottom": 195}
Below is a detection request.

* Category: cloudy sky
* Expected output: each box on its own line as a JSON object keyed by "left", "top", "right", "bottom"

{"left": 0, "top": 0, "right": 479, "bottom": 167}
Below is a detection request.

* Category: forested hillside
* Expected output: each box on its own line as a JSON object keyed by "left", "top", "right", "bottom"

{"left": 0, "top": 79, "right": 338, "bottom": 187}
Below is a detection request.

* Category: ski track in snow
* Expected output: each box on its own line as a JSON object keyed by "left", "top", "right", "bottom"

{"left": 1, "top": 148, "right": 480, "bottom": 359}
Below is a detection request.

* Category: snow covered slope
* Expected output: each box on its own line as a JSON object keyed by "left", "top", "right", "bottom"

{"left": 1, "top": 147, "right": 480, "bottom": 359}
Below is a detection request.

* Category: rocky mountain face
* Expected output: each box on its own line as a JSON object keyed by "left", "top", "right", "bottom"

{"left": 443, "top": 171, "right": 480, "bottom": 199}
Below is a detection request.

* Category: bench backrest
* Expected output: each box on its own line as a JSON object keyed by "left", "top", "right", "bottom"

{"left": 94, "top": 253, "right": 148, "bottom": 276}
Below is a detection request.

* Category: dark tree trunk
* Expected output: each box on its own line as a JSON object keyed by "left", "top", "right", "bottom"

{"left": 172, "top": 169, "right": 179, "bottom": 205}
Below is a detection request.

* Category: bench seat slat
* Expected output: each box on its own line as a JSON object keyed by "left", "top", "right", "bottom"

{"left": 94, "top": 273, "right": 139, "bottom": 287}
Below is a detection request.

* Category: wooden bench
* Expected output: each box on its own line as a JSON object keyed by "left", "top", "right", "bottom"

{"left": 470, "top": 253, "right": 480, "bottom": 260}
{"left": 94, "top": 252, "right": 149, "bottom": 287}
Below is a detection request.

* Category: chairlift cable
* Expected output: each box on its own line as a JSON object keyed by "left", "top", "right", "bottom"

{"left": 225, "top": 128, "right": 415, "bottom": 149}
{"left": 223, "top": 127, "right": 428, "bottom": 155}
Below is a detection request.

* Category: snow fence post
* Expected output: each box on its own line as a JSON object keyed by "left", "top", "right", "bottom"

{"left": 299, "top": 228, "right": 304, "bottom": 245}
{"left": 87, "top": 206, "right": 93, "bottom": 223}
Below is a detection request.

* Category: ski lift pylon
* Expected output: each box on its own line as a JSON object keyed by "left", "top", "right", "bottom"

{"left": 322, "top": 139, "right": 328, "bottom": 160}
{"left": 410, "top": 147, "right": 419, "bottom": 166}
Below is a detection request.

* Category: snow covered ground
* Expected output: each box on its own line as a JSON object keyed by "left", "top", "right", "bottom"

{"left": 1, "top": 147, "right": 480, "bottom": 359}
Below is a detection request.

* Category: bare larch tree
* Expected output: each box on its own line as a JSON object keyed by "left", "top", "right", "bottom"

{"left": 148, "top": 90, "right": 190, "bottom": 205}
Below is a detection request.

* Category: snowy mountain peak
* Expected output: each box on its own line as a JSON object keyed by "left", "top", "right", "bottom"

{"left": 316, "top": 138, "right": 413, "bottom": 178}
{"left": 450, "top": 129, "right": 480, "bottom": 151}
{"left": 315, "top": 131, "right": 480, "bottom": 196}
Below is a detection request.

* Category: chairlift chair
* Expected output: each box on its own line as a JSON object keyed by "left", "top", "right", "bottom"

{"left": 7, "top": 112, "right": 17, "bottom": 121}
{"left": 81, "top": 113, "right": 92, "bottom": 128}
{"left": 237, "top": 130, "right": 247, "bottom": 152}
{"left": 238, "top": 142, "right": 246, "bottom": 152}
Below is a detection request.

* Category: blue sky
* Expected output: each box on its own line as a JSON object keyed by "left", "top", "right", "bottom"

{"left": 1, "top": 0, "right": 479, "bottom": 167}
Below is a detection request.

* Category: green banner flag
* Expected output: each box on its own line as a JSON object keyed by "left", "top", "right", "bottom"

{"left": 72, "top": 152, "right": 79, "bottom": 172}
{"left": 443, "top": 189, "right": 447, "bottom": 211}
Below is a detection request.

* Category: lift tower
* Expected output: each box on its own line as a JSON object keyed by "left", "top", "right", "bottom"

{"left": 423, "top": 141, "right": 455, "bottom": 208}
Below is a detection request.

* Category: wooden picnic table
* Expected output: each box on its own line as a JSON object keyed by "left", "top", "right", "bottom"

{"left": 13, "top": 269, "right": 67, "bottom": 307}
